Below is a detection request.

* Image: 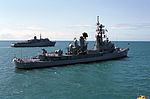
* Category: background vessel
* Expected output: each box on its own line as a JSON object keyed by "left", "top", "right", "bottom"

{"left": 11, "top": 35, "right": 56, "bottom": 47}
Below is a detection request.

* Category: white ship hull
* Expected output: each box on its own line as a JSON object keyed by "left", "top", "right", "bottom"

{"left": 14, "top": 48, "right": 129, "bottom": 69}
{"left": 11, "top": 42, "right": 56, "bottom": 47}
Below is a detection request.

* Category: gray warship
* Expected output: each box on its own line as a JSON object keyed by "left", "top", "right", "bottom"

{"left": 11, "top": 35, "right": 56, "bottom": 47}
{"left": 13, "top": 16, "right": 129, "bottom": 69}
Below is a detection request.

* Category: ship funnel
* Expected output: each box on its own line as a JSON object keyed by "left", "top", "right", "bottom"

{"left": 82, "top": 32, "right": 88, "bottom": 39}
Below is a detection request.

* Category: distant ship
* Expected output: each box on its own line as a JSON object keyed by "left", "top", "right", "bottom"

{"left": 11, "top": 35, "right": 56, "bottom": 47}
{"left": 13, "top": 16, "right": 129, "bottom": 69}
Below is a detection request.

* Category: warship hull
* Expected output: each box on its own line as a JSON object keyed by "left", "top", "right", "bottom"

{"left": 11, "top": 42, "right": 56, "bottom": 47}
{"left": 14, "top": 48, "right": 129, "bottom": 69}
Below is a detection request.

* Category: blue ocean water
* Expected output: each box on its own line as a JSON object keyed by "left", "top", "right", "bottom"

{"left": 0, "top": 41, "right": 150, "bottom": 99}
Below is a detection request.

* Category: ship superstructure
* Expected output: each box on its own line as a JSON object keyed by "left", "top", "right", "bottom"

{"left": 13, "top": 16, "right": 129, "bottom": 69}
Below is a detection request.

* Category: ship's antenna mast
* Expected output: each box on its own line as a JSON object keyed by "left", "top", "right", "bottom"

{"left": 96, "top": 16, "right": 100, "bottom": 35}
{"left": 40, "top": 34, "right": 41, "bottom": 39}
{"left": 97, "top": 16, "right": 100, "bottom": 27}
{"left": 96, "top": 16, "right": 103, "bottom": 45}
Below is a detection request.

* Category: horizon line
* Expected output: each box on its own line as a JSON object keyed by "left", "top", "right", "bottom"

{"left": 0, "top": 40, "right": 150, "bottom": 42}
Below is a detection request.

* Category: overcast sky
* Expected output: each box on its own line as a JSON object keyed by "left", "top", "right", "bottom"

{"left": 0, "top": 0, "right": 150, "bottom": 41}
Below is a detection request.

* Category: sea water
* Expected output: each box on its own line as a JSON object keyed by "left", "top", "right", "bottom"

{"left": 0, "top": 41, "right": 150, "bottom": 99}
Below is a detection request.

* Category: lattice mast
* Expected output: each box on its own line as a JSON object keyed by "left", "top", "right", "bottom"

{"left": 96, "top": 16, "right": 105, "bottom": 45}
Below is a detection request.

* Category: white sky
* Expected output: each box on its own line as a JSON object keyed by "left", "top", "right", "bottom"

{"left": 0, "top": 0, "right": 150, "bottom": 41}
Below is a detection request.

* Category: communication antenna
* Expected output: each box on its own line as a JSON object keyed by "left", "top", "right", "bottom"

{"left": 40, "top": 34, "right": 41, "bottom": 39}
{"left": 97, "top": 16, "right": 100, "bottom": 25}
